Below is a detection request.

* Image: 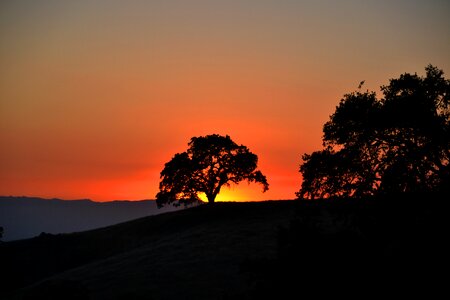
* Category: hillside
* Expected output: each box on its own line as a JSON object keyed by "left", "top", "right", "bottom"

{"left": 1, "top": 197, "right": 446, "bottom": 299}
{"left": 1, "top": 201, "right": 296, "bottom": 299}
{"left": 0, "top": 197, "right": 180, "bottom": 241}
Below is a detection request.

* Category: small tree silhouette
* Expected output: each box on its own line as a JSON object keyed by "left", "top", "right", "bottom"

{"left": 298, "top": 65, "right": 450, "bottom": 199}
{"left": 156, "top": 134, "right": 269, "bottom": 207}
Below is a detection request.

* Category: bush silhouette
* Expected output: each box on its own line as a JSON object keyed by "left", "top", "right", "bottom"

{"left": 298, "top": 65, "right": 450, "bottom": 199}
{"left": 156, "top": 134, "right": 269, "bottom": 207}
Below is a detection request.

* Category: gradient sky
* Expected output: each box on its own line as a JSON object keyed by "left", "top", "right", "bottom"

{"left": 1, "top": 0, "right": 449, "bottom": 201}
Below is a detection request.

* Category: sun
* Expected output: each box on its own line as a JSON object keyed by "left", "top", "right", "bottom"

{"left": 212, "top": 188, "right": 251, "bottom": 202}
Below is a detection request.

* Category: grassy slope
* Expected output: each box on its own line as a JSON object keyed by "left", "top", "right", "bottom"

{"left": 2, "top": 195, "right": 446, "bottom": 299}
{"left": 1, "top": 201, "right": 297, "bottom": 300}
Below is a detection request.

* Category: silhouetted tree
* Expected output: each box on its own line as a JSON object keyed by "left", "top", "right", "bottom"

{"left": 0, "top": 226, "right": 3, "bottom": 241}
{"left": 298, "top": 65, "right": 450, "bottom": 199}
{"left": 156, "top": 134, "right": 269, "bottom": 207}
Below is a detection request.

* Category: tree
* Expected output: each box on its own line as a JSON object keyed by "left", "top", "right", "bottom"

{"left": 156, "top": 134, "right": 269, "bottom": 207}
{"left": 0, "top": 226, "right": 3, "bottom": 241}
{"left": 297, "top": 65, "right": 450, "bottom": 199}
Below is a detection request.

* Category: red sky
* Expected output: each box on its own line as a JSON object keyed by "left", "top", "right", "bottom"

{"left": 1, "top": 0, "right": 449, "bottom": 201}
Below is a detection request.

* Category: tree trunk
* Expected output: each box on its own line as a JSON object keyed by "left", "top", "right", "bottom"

{"left": 207, "top": 194, "right": 216, "bottom": 204}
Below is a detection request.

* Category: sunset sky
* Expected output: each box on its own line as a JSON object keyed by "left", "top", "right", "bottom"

{"left": 1, "top": 0, "right": 449, "bottom": 201}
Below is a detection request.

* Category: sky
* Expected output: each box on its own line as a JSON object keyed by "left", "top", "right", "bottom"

{"left": 1, "top": 0, "right": 449, "bottom": 201}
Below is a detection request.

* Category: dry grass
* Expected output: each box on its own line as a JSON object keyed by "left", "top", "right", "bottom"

{"left": 2, "top": 201, "right": 296, "bottom": 300}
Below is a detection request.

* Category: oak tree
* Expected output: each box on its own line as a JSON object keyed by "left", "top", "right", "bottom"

{"left": 156, "top": 134, "right": 269, "bottom": 207}
{"left": 298, "top": 65, "right": 450, "bottom": 199}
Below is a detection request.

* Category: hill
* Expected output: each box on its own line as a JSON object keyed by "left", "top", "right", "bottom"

{"left": 0, "top": 197, "right": 180, "bottom": 241}
{"left": 1, "top": 197, "right": 446, "bottom": 299}
{"left": 1, "top": 201, "right": 296, "bottom": 299}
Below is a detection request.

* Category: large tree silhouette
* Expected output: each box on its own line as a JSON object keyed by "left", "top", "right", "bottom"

{"left": 156, "top": 134, "right": 269, "bottom": 207}
{"left": 298, "top": 65, "right": 450, "bottom": 199}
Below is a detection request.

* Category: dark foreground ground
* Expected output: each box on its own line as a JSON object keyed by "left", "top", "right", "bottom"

{"left": 0, "top": 195, "right": 447, "bottom": 299}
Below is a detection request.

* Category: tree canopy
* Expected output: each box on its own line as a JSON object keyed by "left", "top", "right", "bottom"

{"left": 156, "top": 134, "right": 269, "bottom": 207}
{"left": 297, "top": 65, "right": 450, "bottom": 199}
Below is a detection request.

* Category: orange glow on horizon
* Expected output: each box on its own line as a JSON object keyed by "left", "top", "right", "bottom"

{"left": 1, "top": 1, "right": 449, "bottom": 202}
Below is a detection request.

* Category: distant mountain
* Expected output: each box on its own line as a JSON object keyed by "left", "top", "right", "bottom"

{"left": 0, "top": 196, "right": 181, "bottom": 241}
